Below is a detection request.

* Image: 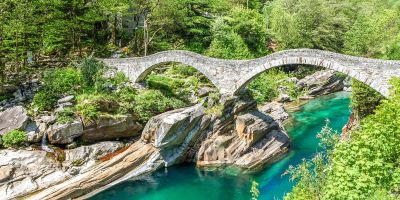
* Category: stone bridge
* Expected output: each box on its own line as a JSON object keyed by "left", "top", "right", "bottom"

{"left": 101, "top": 49, "right": 400, "bottom": 97}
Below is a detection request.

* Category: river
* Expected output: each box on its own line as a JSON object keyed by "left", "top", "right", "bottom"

{"left": 91, "top": 92, "right": 351, "bottom": 200}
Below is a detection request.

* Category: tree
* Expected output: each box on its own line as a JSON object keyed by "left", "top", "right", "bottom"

{"left": 206, "top": 17, "right": 251, "bottom": 59}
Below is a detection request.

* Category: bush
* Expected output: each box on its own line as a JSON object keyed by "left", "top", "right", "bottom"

{"left": 56, "top": 107, "right": 76, "bottom": 124}
{"left": 42, "top": 67, "right": 82, "bottom": 95}
{"left": 80, "top": 57, "right": 104, "bottom": 87}
{"left": 133, "top": 89, "right": 187, "bottom": 121}
{"left": 32, "top": 90, "right": 58, "bottom": 111}
{"left": 33, "top": 67, "right": 82, "bottom": 111}
{"left": 248, "top": 69, "right": 298, "bottom": 104}
{"left": 351, "top": 79, "right": 384, "bottom": 119}
{"left": 2, "top": 130, "right": 27, "bottom": 148}
{"left": 146, "top": 74, "right": 185, "bottom": 94}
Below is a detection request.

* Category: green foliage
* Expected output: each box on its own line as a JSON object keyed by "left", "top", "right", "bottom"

{"left": 32, "top": 90, "right": 58, "bottom": 112}
{"left": 2, "top": 130, "right": 27, "bottom": 148}
{"left": 343, "top": 9, "right": 400, "bottom": 57}
{"left": 76, "top": 102, "right": 100, "bottom": 123}
{"left": 267, "top": 0, "right": 352, "bottom": 51}
{"left": 206, "top": 17, "right": 252, "bottom": 59}
{"left": 32, "top": 67, "right": 82, "bottom": 111}
{"left": 351, "top": 79, "right": 384, "bottom": 119}
{"left": 285, "top": 78, "right": 400, "bottom": 199}
{"left": 80, "top": 57, "right": 104, "bottom": 87}
{"left": 248, "top": 69, "right": 300, "bottom": 104}
{"left": 133, "top": 90, "right": 187, "bottom": 122}
{"left": 146, "top": 74, "right": 186, "bottom": 95}
{"left": 56, "top": 107, "right": 76, "bottom": 124}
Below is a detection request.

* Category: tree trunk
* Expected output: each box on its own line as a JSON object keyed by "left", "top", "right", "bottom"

{"left": 111, "top": 14, "right": 117, "bottom": 46}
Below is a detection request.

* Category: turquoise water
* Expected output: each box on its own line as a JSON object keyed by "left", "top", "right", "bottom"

{"left": 91, "top": 92, "right": 351, "bottom": 200}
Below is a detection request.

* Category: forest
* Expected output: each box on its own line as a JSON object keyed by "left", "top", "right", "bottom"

{"left": 1, "top": 0, "right": 400, "bottom": 199}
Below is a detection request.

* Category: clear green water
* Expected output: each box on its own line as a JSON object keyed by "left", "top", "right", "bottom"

{"left": 91, "top": 92, "right": 351, "bottom": 200}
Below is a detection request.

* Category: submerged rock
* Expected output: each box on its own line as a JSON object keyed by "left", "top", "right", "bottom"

{"left": 0, "top": 106, "right": 29, "bottom": 135}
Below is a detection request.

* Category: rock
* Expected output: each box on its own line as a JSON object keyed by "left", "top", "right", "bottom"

{"left": 57, "top": 95, "right": 75, "bottom": 104}
{"left": 297, "top": 70, "right": 346, "bottom": 96}
{"left": 0, "top": 85, "right": 18, "bottom": 96}
{"left": 0, "top": 141, "right": 125, "bottom": 199}
{"left": 47, "top": 121, "right": 83, "bottom": 144}
{"left": 97, "top": 99, "right": 119, "bottom": 112}
{"left": 141, "top": 105, "right": 208, "bottom": 150}
{"left": 197, "top": 87, "right": 214, "bottom": 97}
{"left": 37, "top": 115, "right": 56, "bottom": 124}
{"left": 0, "top": 165, "right": 14, "bottom": 182}
{"left": 0, "top": 106, "right": 29, "bottom": 135}
{"left": 66, "top": 142, "right": 77, "bottom": 149}
{"left": 28, "top": 106, "right": 211, "bottom": 200}
{"left": 197, "top": 108, "right": 290, "bottom": 173}
{"left": 62, "top": 141, "right": 124, "bottom": 173}
{"left": 277, "top": 94, "right": 291, "bottom": 103}
{"left": 25, "top": 122, "right": 43, "bottom": 143}
{"left": 81, "top": 115, "right": 142, "bottom": 142}
{"left": 0, "top": 149, "right": 67, "bottom": 199}
{"left": 260, "top": 102, "right": 289, "bottom": 123}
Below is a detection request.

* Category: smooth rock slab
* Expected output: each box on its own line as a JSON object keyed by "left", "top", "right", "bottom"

{"left": 0, "top": 106, "right": 29, "bottom": 135}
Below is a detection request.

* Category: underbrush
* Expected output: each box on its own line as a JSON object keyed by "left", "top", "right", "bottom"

{"left": 32, "top": 60, "right": 217, "bottom": 123}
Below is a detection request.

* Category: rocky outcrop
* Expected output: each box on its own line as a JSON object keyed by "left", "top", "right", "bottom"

{"left": 260, "top": 102, "right": 289, "bottom": 124}
{"left": 10, "top": 96, "right": 290, "bottom": 199}
{"left": 0, "top": 141, "right": 124, "bottom": 200}
{"left": 47, "top": 121, "right": 83, "bottom": 144}
{"left": 27, "top": 104, "right": 210, "bottom": 200}
{"left": 297, "top": 70, "right": 346, "bottom": 97}
{"left": 81, "top": 115, "right": 143, "bottom": 142}
{"left": 141, "top": 104, "right": 211, "bottom": 165}
{"left": 0, "top": 106, "right": 29, "bottom": 135}
{"left": 196, "top": 108, "right": 290, "bottom": 173}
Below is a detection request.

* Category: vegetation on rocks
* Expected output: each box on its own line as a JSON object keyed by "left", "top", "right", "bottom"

{"left": 285, "top": 78, "right": 400, "bottom": 200}
{"left": 2, "top": 130, "right": 27, "bottom": 148}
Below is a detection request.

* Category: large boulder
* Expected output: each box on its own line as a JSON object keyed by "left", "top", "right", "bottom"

{"left": 142, "top": 105, "right": 205, "bottom": 148}
{"left": 197, "top": 109, "right": 290, "bottom": 173}
{"left": 47, "top": 121, "right": 83, "bottom": 144}
{"left": 0, "top": 106, "right": 29, "bottom": 135}
{"left": 297, "top": 70, "right": 346, "bottom": 96}
{"left": 81, "top": 115, "right": 142, "bottom": 142}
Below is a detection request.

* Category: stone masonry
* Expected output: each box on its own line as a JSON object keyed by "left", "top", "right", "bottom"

{"left": 101, "top": 49, "right": 400, "bottom": 97}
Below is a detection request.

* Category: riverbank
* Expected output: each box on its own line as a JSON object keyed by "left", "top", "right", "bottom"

{"left": 89, "top": 92, "right": 351, "bottom": 200}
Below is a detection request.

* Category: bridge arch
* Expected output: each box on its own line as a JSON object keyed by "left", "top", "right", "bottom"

{"left": 101, "top": 49, "right": 400, "bottom": 97}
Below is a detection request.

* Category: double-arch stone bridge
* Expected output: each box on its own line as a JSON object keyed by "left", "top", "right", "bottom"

{"left": 101, "top": 49, "right": 400, "bottom": 97}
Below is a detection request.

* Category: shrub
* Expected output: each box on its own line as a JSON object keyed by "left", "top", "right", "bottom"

{"left": 146, "top": 74, "right": 185, "bottom": 94}
{"left": 133, "top": 89, "right": 187, "bottom": 121}
{"left": 33, "top": 67, "right": 82, "bottom": 111}
{"left": 56, "top": 107, "right": 76, "bottom": 124}
{"left": 80, "top": 57, "right": 104, "bottom": 87}
{"left": 32, "top": 90, "right": 58, "bottom": 111}
{"left": 2, "top": 130, "right": 27, "bottom": 148}
{"left": 248, "top": 69, "right": 293, "bottom": 103}
{"left": 351, "top": 79, "right": 384, "bottom": 119}
{"left": 42, "top": 67, "right": 82, "bottom": 95}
